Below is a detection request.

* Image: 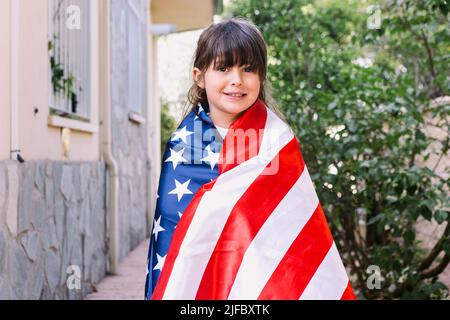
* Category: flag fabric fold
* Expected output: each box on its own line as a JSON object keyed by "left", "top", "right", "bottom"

{"left": 145, "top": 99, "right": 356, "bottom": 300}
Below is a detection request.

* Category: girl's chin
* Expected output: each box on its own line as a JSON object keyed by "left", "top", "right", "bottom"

{"left": 213, "top": 104, "right": 248, "bottom": 117}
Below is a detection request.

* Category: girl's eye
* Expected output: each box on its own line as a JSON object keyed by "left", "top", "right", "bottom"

{"left": 216, "top": 66, "right": 254, "bottom": 72}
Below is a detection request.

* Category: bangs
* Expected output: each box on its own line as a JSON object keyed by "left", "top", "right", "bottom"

{"left": 207, "top": 23, "right": 266, "bottom": 76}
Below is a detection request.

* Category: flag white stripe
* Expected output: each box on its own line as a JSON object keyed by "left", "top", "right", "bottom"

{"left": 299, "top": 241, "right": 349, "bottom": 300}
{"left": 228, "top": 166, "right": 319, "bottom": 299}
{"left": 162, "top": 109, "right": 294, "bottom": 299}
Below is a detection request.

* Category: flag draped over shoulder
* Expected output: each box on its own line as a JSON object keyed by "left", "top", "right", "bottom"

{"left": 145, "top": 99, "right": 356, "bottom": 300}
{"left": 145, "top": 102, "right": 222, "bottom": 299}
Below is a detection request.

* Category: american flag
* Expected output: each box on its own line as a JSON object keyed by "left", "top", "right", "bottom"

{"left": 145, "top": 99, "right": 355, "bottom": 300}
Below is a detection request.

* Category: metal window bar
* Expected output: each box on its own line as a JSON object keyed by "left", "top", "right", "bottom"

{"left": 49, "top": 0, "right": 90, "bottom": 119}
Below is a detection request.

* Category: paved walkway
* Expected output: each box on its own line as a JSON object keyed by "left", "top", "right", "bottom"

{"left": 84, "top": 238, "right": 150, "bottom": 300}
{"left": 83, "top": 237, "right": 449, "bottom": 300}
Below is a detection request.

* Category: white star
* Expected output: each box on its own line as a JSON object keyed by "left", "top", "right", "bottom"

{"left": 168, "top": 179, "right": 193, "bottom": 202}
{"left": 171, "top": 126, "right": 194, "bottom": 144}
{"left": 153, "top": 253, "right": 166, "bottom": 271}
{"left": 201, "top": 144, "right": 220, "bottom": 170}
{"left": 165, "top": 148, "right": 187, "bottom": 170}
{"left": 198, "top": 105, "right": 204, "bottom": 113}
{"left": 152, "top": 216, "right": 165, "bottom": 242}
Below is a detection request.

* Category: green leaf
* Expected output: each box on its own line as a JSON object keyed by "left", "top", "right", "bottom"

{"left": 415, "top": 129, "right": 426, "bottom": 142}
{"left": 418, "top": 199, "right": 435, "bottom": 220}
{"left": 403, "top": 230, "right": 415, "bottom": 244}
{"left": 406, "top": 272, "right": 421, "bottom": 287}
{"left": 367, "top": 213, "right": 385, "bottom": 226}
{"left": 410, "top": 207, "right": 421, "bottom": 220}
{"left": 346, "top": 121, "right": 357, "bottom": 133}
{"left": 406, "top": 172, "right": 420, "bottom": 187}
{"left": 434, "top": 210, "right": 448, "bottom": 224}
{"left": 442, "top": 240, "right": 450, "bottom": 256}
{"left": 327, "top": 101, "right": 337, "bottom": 110}
{"left": 334, "top": 109, "right": 343, "bottom": 118}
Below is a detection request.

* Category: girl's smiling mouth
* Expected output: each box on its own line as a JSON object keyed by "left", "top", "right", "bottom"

{"left": 223, "top": 92, "right": 247, "bottom": 99}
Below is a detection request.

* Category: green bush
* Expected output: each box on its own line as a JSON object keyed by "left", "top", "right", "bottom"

{"left": 160, "top": 99, "right": 177, "bottom": 158}
{"left": 227, "top": 0, "right": 449, "bottom": 299}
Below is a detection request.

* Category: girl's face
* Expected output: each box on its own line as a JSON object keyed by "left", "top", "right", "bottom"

{"left": 193, "top": 62, "right": 261, "bottom": 128}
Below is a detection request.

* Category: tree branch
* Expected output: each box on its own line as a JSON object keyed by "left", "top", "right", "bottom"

{"left": 391, "top": 251, "right": 450, "bottom": 298}
{"left": 397, "top": 6, "right": 443, "bottom": 97}
{"left": 420, "top": 253, "right": 450, "bottom": 280}
{"left": 417, "top": 222, "right": 450, "bottom": 272}
{"left": 420, "top": 31, "right": 437, "bottom": 79}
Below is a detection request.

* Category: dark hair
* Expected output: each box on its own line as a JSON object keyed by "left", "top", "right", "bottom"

{"left": 183, "top": 17, "right": 285, "bottom": 122}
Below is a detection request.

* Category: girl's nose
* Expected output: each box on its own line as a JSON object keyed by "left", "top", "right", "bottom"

{"left": 230, "top": 68, "right": 243, "bottom": 86}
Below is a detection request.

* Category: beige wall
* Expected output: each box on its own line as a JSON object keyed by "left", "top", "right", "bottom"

{"left": 3, "top": 0, "right": 100, "bottom": 162}
{"left": 151, "top": 0, "right": 214, "bottom": 32}
{"left": 0, "top": 0, "right": 11, "bottom": 160}
{"left": 3, "top": 0, "right": 213, "bottom": 162}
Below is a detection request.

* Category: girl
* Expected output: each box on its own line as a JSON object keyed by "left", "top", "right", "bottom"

{"left": 145, "top": 17, "right": 355, "bottom": 300}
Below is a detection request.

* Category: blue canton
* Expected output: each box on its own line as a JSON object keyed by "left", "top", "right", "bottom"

{"left": 144, "top": 102, "right": 223, "bottom": 299}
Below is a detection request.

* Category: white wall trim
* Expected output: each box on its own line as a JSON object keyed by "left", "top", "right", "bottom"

{"left": 48, "top": 115, "right": 98, "bottom": 133}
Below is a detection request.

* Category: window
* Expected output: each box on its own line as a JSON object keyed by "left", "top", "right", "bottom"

{"left": 127, "top": 0, "right": 146, "bottom": 115}
{"left": 48, "top": 0, "right": 91, "bottom": 120}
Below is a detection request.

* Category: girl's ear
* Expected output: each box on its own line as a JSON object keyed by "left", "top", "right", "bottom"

{"left": 193, "top": 67, "right": 205, "bottom": 89}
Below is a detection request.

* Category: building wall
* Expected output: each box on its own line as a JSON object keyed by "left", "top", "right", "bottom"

{"left": 1, "top": 0, "right": 100, "bottom": 162}
{"left": 0, "top": 1, "right": 11, "bottom": 160}
{"left": 110, "top": 0, "right": 149, "bottom": 260}
{"left": 0, "top": 161, "right": 107, "bottom": 299}
{"left": 0, "top": 0, "right": 110, "bottom": 300}
{"left": 0, "top": 0, "right": 192, "bottom": 299}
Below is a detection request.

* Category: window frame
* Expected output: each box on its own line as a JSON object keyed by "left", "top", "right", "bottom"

{"left": 126, "top": 0, "right": 147, "bottom": 118}
{"left": 47, "top": 0, "right": 93, "bottom": 122}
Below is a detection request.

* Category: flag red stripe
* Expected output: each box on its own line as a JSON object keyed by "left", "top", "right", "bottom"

{"left": 195, "top": 138, "right": 304, "bottom": 299}
{"left": 258, "top": 204, "right": 334, "bottom": 299}
{"left": 340, "top": 280, "right": 356, "bottom": 300}
{"left": 219, "top": 100, "right": 267, "bottom": 174}
{"left": 151, "top": 180, "right": 217, "bottom": 300}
